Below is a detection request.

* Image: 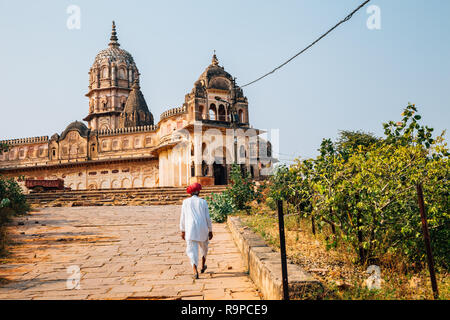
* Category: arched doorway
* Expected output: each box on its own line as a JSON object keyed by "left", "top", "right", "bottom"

{"left": 202, "top": 161, "right": 208, "bottom": 177}
{"left": 213, "top": 162, "right": 227, "bottom": 185}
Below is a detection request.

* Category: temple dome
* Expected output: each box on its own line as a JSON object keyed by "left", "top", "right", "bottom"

{"left": 197, "top": 53, "right": 234, "bottom": 87}
{"left": 91, "top": 21, "right": 136, "bottom": 68}
{"left": 93, "top": 46, "right": 135, "bottom": 67}
{"left": 192, "top": 53, "right": 246, "bottom": 101}
{"left": 60, "top": 121, "right": 89, "bottom": 140}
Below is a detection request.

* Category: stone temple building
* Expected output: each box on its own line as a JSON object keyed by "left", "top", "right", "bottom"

{"left": 0, "top": 22, "right": 273, "bottom": 192}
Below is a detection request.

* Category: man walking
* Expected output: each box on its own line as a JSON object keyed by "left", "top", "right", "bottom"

{"left": 180, "top": 183, "right": 213, "bottom": 279}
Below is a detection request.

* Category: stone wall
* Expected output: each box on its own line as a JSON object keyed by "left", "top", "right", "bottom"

{"left": 1, "top": 159, "right": 158, "bottom": 193}
{"left": 227, "top": 216, "right": 323, "bottom": 300}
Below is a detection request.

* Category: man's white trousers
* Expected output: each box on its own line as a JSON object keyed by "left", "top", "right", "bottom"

{"left": 185, "top": 240, "right": 209, "bottom": 267}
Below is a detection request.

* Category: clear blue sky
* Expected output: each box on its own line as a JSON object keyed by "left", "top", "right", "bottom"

{"left": 1, "top": 0, "right": 449, "bottom": 161}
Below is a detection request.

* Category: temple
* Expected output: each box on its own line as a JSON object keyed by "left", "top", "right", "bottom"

{"left": 0, "top": 22, "right": 273, "bottom": 191}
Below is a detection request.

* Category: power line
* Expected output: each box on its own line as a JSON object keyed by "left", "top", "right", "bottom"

{"left": 277, "top": 152, "right": 300, "bottom": 157}
{"left": 241, "top": 0, "right": 371, "bottom": 88}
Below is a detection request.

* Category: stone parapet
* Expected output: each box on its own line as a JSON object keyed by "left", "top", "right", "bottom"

{"left": 25, "top": 185, "right": 228, "bottom": 207}
{"left": 160, "top": 106, "right": 187, "bottom": 121}
{"left": 0, "top": 136, "right": 49, "bottom": 146}
{"left": 97, "top": 125, "right": 157, "bottom": 136}
{"left": 227, "top": 216, "right": 323, "bottom": 300}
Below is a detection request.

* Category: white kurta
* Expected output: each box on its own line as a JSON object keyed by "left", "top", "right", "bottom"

{"left": 180, "top": 195, "right": 212, "bottom": 241}
{"left": 180, "top": 195, "right": 213, "bottom": 267}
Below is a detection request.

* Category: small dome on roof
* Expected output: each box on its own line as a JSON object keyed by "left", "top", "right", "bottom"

{"left": 60, "top": 121, "right": 89, "bottom": 140}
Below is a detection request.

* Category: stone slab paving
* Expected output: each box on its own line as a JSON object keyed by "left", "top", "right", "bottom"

{"left": 0, "top": 206, "right": 261, "bottom": 300}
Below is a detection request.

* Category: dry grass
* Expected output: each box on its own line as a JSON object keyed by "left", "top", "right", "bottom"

{"left": 239, "top": 204, "right": 449, "bottom": 300}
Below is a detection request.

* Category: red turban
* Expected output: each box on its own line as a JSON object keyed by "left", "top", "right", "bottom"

{"left": 186, "top": 183, "right": 202, "bottom": 194}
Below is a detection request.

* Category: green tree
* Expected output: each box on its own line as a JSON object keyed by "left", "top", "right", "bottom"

{"left": 266, "top": 103, "right": 449, "bottom": 268}
{"left": 335, "top": 130, "right": 379, "bottom": 160}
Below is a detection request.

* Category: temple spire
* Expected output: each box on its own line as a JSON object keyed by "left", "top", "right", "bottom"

{"left": 212, "top": 50, "right": 219, "bottom": 66}
{"left": 109, "top": 21, "right": 120, "bottom": 47}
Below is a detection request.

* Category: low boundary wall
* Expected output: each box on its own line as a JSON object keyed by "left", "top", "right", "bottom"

{"left": 227, "top": 216, "right": 323, "bottom": 300}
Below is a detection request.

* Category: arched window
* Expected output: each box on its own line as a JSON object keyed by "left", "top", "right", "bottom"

{"left": 102, "top": 67, "right": 109, "bottom": 78}
{"left": 218, "top": 104, "right": 226, "bottom": 121}
{"left": 119, "top": 68, "right": 126, "bottom": 79}
{"left": 202, "top": 143, "right": 208, "bottom": 159}
{"left": 238, "top": 109, "right": 244, "bottom": 123}
{"left": 240, "top": 145, "right": 246, "bottom": 158}
{"left": 191, "top": 162, "right": 195, "bottom": 177}
{"left": 250, "top": 143, "right": 257, "bottom": 157}
{"left": 209, "top": 104, "right": 216, "bottom": 120}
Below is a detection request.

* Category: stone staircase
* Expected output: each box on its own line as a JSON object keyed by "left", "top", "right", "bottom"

{"left": 26, "top": 185, "right": 228, "bottom": 208}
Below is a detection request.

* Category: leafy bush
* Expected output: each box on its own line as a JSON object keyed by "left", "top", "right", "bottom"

{"left": 227, "top": 164, "right": 256, "bottom": 211}
{"left": 206, "top": 164, "right": 261, "bottom": 222}
{"left": 206, "top": 192, "right": 235, "bottom": 223}
{"left": 0, "top": 178, "right": 29, "bottom": 216}
{"left": 0, "top": 176, "right": 29, "bottom": 254}
{"left": 265, "top": 196, "right": 277, "bottom": 211}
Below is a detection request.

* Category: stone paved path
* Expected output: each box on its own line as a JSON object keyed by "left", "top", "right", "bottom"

{"left": 0, "top": 206, "right": 261, "bottom": 300}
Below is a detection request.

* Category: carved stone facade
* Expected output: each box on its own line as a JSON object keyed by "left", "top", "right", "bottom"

{"left": 0, "top": 22, "right": 273, "bottom": 192}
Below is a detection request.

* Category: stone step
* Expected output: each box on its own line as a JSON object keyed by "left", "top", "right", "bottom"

{"left": 27, "top": 185, "right": 227, "bottom": 194}
{"left": 27, "top": 187, "right": 227, "bottom": 198}
{"left": 26, "top": 186, "right": 228, "bottom": 207}
{"left": 27, "top": 190, "right": 222, "bottom": 200}
{"left": 27, "top": 193, "right": 224, "bottom": 200}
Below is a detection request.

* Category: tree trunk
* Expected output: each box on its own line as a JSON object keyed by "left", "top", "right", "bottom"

{"left": 356, "top": 210, "right": 366, "bottom": 263}
{"left": 329, "top": 207, "right": 336, "bottom": 234}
